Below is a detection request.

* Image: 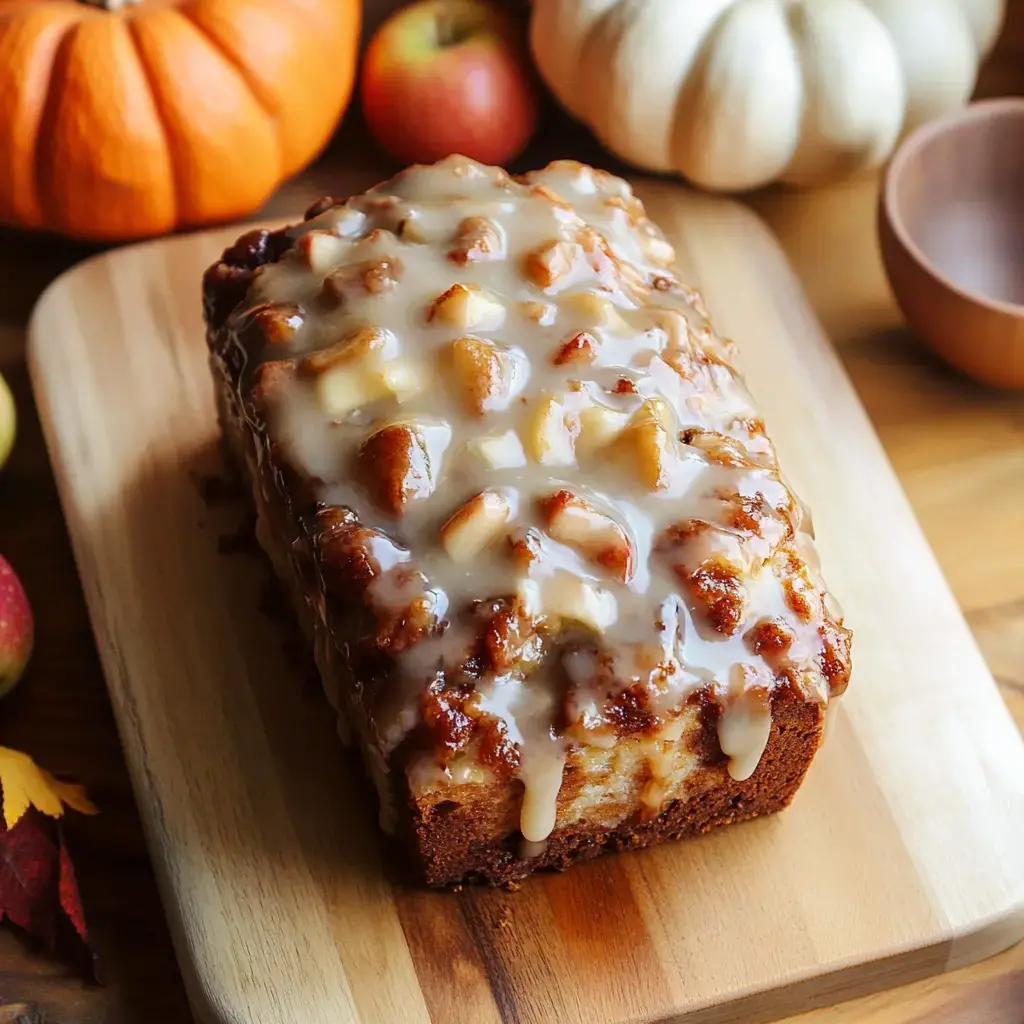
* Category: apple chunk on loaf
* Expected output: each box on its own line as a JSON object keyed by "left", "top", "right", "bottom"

{"left": 202, "top": 156, "right": 851, "bottom": 886}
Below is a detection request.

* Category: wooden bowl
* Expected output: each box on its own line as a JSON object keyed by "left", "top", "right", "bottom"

{"left": 879, "top": 99, "right": 1024, "bottom": 389}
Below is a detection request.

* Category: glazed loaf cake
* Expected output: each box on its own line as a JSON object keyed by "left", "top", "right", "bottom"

{"left": 202, "top": 157, "right": 851, "bottom": 886}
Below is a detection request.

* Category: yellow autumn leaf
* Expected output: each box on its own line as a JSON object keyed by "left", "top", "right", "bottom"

{"left": 0, "top": 746, "right": 98, "bottom": 830}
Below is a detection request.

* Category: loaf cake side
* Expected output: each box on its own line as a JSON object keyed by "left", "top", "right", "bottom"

{"left": 202, "top": 157, "right": 851, "bottom": 886}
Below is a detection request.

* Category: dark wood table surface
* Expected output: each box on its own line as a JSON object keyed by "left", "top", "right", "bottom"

{"left": 1, "top": 13, "right": 1023, "bottom": 1022}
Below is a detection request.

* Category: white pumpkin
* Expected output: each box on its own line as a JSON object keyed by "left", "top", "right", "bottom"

{"left": 530, "top": 0, "right": 1005, "bottom": 190}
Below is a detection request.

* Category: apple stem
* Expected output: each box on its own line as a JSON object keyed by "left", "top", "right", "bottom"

{"left": 434, "top": 13, "right": 472, "bottom": 48}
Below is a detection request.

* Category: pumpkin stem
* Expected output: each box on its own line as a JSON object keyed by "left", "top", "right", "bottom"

{"left": 77, "top": 0, "right": 142, "bottom": 9}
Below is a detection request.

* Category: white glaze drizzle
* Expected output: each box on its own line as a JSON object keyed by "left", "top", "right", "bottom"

{"left": 232, "top": 157, "right": 844, "bottom": 842}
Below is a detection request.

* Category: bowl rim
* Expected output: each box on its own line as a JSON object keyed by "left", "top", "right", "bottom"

{"left": 882, "top": 97, "right": 1024, "bottom": 320}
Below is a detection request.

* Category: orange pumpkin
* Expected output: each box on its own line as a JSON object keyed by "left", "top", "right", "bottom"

{"left": 0, "top": 0, "right": 361, "bottom": 241}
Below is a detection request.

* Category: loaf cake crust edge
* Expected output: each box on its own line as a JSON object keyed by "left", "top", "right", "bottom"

{"left": 201, "top": 157, "right": 851, "bottom": 887}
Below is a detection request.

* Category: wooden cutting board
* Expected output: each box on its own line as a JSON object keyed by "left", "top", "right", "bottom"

{"left": 26, "top": 182, "right": 1024, "bottom": 1024}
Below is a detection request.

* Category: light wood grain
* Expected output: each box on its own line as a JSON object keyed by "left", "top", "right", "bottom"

{"left": 22, "top": 184, "right": 1024, "bottom": 1024}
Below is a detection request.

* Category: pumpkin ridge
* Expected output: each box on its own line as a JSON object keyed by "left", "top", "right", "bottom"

{"left": 779, "top": 3, "right": 811, "bottom": 181}
{"left": 31, "top": 18, "right": 83, "bottom": 233}
{"left": 663, "top": 8, "right": 729, "bottom": 186}
{"left": 174, "top": 5, "right": 281, "bottom": 132}
{"left": 180, "top": 0, "right": 312, "bottom": 119}
{"left": 0, "top": 5, "right": 79, "bottom": 229}
{"left": 125, "top": 17, "right": 180, "bottom": 227}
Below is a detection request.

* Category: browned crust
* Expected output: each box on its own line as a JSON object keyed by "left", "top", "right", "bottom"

{"left": 402, "top": 687, "right": 822, "bottom": 887}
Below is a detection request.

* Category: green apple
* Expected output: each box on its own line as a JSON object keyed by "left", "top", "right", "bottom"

{"left": 0, "top": 372, "right": 14, "bottom": 471}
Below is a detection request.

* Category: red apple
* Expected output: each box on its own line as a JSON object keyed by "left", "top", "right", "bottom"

{"left": 361, "top": 0, "right": 538, "bottom": 167}
{"left": 0, "top": 555, "right": 33, "bottom": 698}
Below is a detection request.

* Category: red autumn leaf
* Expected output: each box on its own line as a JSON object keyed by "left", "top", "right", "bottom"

{"left": 0, "top": 745, "right": 98, "bottom": 979}
{"left": 58, "top": 828, "right": 87, "bottom": 944}
{"left": 0, "top": 813, "right": 59, "bottom": 946}
{"left": 0, "top": 810, "right": 98, "bottom": 978}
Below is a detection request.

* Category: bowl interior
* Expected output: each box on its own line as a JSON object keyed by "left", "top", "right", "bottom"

{"left": 888, "top": 102, "right": 1024, "bottom": 309}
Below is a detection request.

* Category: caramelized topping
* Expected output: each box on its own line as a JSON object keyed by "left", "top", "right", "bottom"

{"left": 440, "top": 490, "right": 513, "bottom": 562}
{"left": 357, "top": 422, "right": 439, "bottom": 515}
{"left": 551, "top": 331, "right": 599, "bottom": 366}
{"left": 524, "top": 239, "right": 581, "bottom": 290}
{"left": 428, "top": 282, "right": 505, "bottom": 330}
{"left": 746, "top": 617, "right": 793, "bottom": 654}
{"left": 538, "top": 490, "right": 634, "bottom": 583}
{"left": 243, "top": 302, "right": 305, "bottom": 346}
{"left": 819, "top": 620, "right": 854, "bottom": 697}
{"left": 683, "top": 558, "right": 747, "bottom": 636}
{"left": 322, "top": 257, "right": 403, "bottom": 304}
{"left": 209, "top": 155, "right": 851, "bottom": 841}
{"left": 300, "top": 326, "right": 393, "bottom": 375}
{"left": 449, "top": 215, "right": 505, "bottom": 265}
{"left": 447, "top": 335, "right": 524, "bottom": 415}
